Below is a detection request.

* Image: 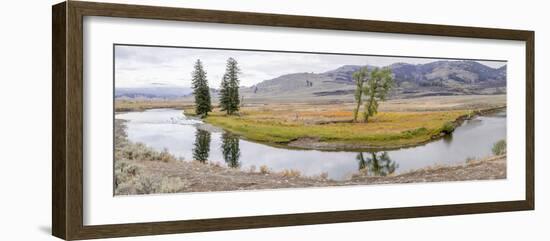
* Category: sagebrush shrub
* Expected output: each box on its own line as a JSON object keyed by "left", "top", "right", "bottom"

{"left": 492, "top": 140, "right": 507, "bottom": 155}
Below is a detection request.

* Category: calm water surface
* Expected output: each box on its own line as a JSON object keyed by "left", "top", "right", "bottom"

{"left": 116, "top": 109, "right": 506, "bottom": 180}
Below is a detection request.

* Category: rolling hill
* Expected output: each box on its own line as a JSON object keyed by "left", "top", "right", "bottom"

{"left": 241, "top": 60, "right": 506, "bottom": 100}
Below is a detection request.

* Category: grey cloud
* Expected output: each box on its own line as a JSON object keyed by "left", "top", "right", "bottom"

{"left": 115, "top": 45, "right": 506, "bottom": 88}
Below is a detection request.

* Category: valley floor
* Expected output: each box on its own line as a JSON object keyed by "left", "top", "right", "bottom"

{"left": 115, "top": 95, "right": 506, "bottom": 150}
{"left": 115, "top": 94, "right": 506, "bottom": 112}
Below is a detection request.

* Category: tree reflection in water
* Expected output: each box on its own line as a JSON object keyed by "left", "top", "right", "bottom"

{"left": 192, "top": 129, "right": 211, "bottom": 163}
{"left": 356, "top": 152, "right": 398, "bottom": 176}
{"left": 222, "top": 132, "right": 241, "bottom": 168}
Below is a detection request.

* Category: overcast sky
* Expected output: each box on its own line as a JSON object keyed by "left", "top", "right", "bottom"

{"left": 115, "top": 45, "right": 507, "bottom": 88}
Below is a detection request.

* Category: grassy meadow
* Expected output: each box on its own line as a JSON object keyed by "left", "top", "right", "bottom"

{"left": 115, "top": 99, "right": 193, "bottom": 112}
{"left": 205, "top": 109, "right": 467, "bottom": 148}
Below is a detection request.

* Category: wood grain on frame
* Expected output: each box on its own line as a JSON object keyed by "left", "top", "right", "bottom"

{"left": 52, "top": 1, "right": 535, "bottom": 240}
{"left": 52, "top": 2, "right": 67, "bottom": 239}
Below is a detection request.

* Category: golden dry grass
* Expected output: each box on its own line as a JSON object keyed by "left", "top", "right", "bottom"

{"left": 115, "top": 99, "right": 193, "bottom": 112}
{"left": 205, "top": 107, "right": 468, "bottom": 147}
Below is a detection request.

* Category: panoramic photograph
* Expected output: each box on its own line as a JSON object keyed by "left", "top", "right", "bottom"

{"left": 113, "top": 44, "right": 507, "bottom": 195}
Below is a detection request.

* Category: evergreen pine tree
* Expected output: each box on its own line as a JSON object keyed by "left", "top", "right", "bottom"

{"left": 191, "top": 59, "right": 212, "bottom": 117}
{"left": 219, "top": 74, "right": 231, "bottom": 114}
{"left": 219, "top": 57, "right": 241, "bottom": 115}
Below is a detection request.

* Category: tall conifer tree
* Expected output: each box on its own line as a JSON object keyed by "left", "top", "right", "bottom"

{"left": 219, "top": 57, "right": 241, "bottom": 115}
{"left": 191, "top": 59, "right": 212, "bottom": 117}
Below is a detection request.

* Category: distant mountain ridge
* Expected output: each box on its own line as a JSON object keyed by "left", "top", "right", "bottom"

{"left": 318, "top": 61, "right": 506, "bottom": 87}
{"left": 390, "top": 61, "right": 506, "bottom": 87}
{"left": 243, "top": 60, "right": 506, "bottom": 99}
{"left": 115, "top": 86, "right": 192, "bottom": 99}
{"left": 322, "top": 64, "right": 377, "bottom": 83}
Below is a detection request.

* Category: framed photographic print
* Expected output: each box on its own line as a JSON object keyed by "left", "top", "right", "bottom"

{"left": 52, "top": 1, "right": 534, "bottom": 240}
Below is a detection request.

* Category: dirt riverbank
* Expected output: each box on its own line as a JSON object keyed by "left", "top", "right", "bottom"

{"left": 116, "top": 153, "right": 505, "bottom": 194}
{"left": 349, "top": 154, "right": 506, "bottom": 184}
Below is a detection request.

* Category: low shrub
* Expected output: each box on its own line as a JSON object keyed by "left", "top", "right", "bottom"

{"left": 159, "top": 177, "right": 188, "bottom": 193}
{"left": 125, "top": 164, "right": 141, "bottom": 176}
{"left": 115, "top": 162, "right": 189, "bottom": 195}
{"left": 440, "top": 122, "right": 455, "bottom": 134}
{"left": 492, "top": 139, "right": 507, "bottom": 155}
{"left": 134, "top": 175, "right": 188, "bottom": 194}
{"left": 259, "top": 165, "right": 271, "bottom": 174}
{"left": 280, "top": 169, "right": 301, "bottom": 178}
{"left": 135, "top": 175, "right": 161, "bottom": 194}
{"left": 114, "top": 160, "right": 143, "bottom": 190}
{"left": 115, "top": 160, "right": 128, "bottom": 173}
{"left": 118, "top": 141, "right": 177, "bottom": 163}
{"left": 401, "top": 127, "right": 428, "bottom": 138}
{"left": 209, "top": 161, "right": 222, "bottom": 168}
{"left": 158, "top": 148, "right": 174, "bottom": 162}
{"left": 115, "top": 182, "right": 136, "bottom": 195}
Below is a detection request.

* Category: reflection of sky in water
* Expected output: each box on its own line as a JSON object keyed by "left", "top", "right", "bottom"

{"left": 116, "top": 109, "right": 506, "bottom": 181}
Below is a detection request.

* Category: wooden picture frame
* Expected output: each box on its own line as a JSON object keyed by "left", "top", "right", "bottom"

{"left": 52, "top": 1, "right": 534, "bottom": 240}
